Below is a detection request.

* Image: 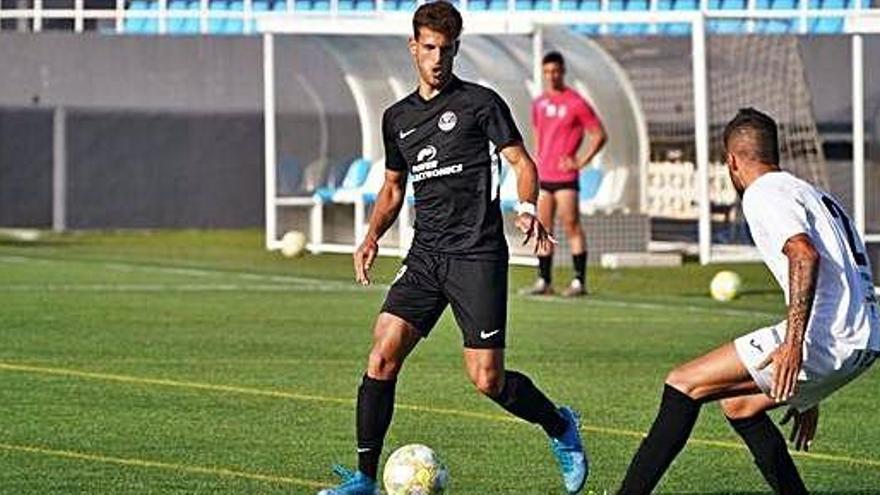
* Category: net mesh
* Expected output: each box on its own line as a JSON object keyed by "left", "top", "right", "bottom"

{"left": 598, "top": 35, "right": 828, "bottom": 186}
{"left": 866, "top": 35, "right": 880, "bottom": 236}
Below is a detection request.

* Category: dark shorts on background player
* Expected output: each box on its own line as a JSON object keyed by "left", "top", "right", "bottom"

{"left": 381, "top": 248, "right": 508, "bottom": 349}
{"left": 540, "top": 180, "right": 579, "bottom": 193}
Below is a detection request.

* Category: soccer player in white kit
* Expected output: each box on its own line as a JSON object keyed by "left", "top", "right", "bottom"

{"left": 617, "top": 108, "right": 880, "bottom": 494}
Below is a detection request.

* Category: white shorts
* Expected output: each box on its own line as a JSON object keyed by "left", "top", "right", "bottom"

{"left": 734, "top": 321, "right": 879, "bottom": 411}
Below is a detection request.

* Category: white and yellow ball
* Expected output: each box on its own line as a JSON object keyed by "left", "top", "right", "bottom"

{"left": 279, "top": 230, "right": 307, "bottom": 258}
{"left": 383, "top": 444, "right": 448, "bottom": 495}
{"left": 710, "top": 270, "right": 742, "bottom": 302}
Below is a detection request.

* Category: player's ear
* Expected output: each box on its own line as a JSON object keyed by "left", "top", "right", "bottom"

{"left": 408, "top": 36, "right": 417, "bottom": 57}
{"left": 726, "top": 151, "right": 738, "bottom": 171}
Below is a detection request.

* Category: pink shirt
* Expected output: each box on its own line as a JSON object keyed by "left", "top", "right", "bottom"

{"left": 531, "top": 88, "right": 601, "bottom": 183}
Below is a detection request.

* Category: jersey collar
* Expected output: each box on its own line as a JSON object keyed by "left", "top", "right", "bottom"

{"left": 412, "top": 75, "right": 462, "bottom": 108}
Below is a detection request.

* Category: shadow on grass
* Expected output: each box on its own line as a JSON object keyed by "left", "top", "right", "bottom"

{"left": 665, "top": 492, "right": 880, "bottom": 495}
{"left": 737, "top": 288, "right": 781, "bottom": 297}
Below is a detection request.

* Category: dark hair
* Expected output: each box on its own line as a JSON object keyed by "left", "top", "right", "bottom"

{"left": 722, "top": 107, "right": 779, "bottom": 165}
{"left": 412, "top": 1, "right": 463, "bottom": 41}
{"left": 542, "top": 51, "right": 565, "bottom": 68}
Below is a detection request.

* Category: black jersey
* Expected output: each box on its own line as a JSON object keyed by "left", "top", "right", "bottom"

{"left": 382, "top": 76, "right": 522, "bottom": 260}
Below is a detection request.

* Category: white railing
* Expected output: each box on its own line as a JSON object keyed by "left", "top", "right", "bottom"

{"left": 0, "top": 1, "right": 877, "bottom": 35}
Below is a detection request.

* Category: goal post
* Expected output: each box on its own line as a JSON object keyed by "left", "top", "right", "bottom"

{"left": 260, "top": 9, "right": 878, "bottom": 279}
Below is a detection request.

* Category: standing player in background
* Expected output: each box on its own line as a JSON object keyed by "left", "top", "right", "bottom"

{"left": 317, "top": 3, "right": 587, "bottom": 494}
{"left": 525, "top": 51, "right": 606, "bottom": 297}
{"left": 617, "top": 108, "right": 880, "bottom": 494}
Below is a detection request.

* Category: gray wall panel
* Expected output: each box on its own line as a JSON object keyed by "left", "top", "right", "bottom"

{"left": 66, "top": 111, "right": 263, "bottom": 228}
{"left": 0, "top": 33, "right": 263, "bottom": 112}
{"left": 0, "top": 109, "right": 53, "bottom": 227}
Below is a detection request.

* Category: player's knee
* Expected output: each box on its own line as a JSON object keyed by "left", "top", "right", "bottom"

{"left": 367, "top": 350, "right": 401, "bottom": 380}
{"left": 665, "top": 368, "right": 699, "bottom": 398}
{"left": 720, "top": 396, "right": 761, "bottom": 420}
{"left": 563, "top": 218, "right": 582, "bottom": 236}
{"left": 471, "top": 369, "right": 504, "bottom": 397}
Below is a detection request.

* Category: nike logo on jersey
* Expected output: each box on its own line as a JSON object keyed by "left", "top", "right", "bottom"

{"left": 399, "top": 128, "right": 417, "bottom": 139}
{"left": 480, "top": 329, "right": 501, "bottom": 339}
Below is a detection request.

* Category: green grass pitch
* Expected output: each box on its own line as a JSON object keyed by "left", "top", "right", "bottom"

{"left": 1, "top": 230, "right": 878, "bottom": 494}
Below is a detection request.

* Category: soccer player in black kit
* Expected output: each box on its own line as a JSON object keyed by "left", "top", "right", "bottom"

{"left": 317, "top": 2, "right": 587, "bottom": 494}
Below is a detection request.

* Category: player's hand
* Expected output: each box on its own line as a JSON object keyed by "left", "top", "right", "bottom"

{"left": 515, "top": 213, "right": 556, "bottom": 254}
{"left": 353, "top": 235, "right": 379, "bottom": 286}
{"left": 757, "top": 341, "right": 803, "bottom": 402}
{"left": 780, "top": 405, "right": 819, "bottom": 451}
{"left": 560, "top": 156, "right": 579, "bottom": 171}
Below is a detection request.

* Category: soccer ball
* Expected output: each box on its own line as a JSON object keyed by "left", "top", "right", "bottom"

{"left": 710, "top": 270, "right": 742, "bottom": 302}
{"left": 383, "top": 444, "right": 448, "bottom": 495}
{"left": 279, "top": 230, "right": 307, "bottom": 258}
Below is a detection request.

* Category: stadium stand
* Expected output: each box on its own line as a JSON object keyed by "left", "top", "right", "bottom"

{"left": 72, "top": 0, "right": 860, "bottom": 35}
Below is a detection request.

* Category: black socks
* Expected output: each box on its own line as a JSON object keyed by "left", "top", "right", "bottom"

{"left": 618, "top": 384, "right": 702, "bottom": 494}
{"left": 572, "top": 252, "right": 587, "bottom": 286}
{"left": 490, "top": 370, "right": 567, "bottom": 438}
{"left": 538, "top": 255, "right": 553, "bottom": 284}
{"left": 356, "top": 375, "right": 396, "bottom": 480}
{"left": 728, "top": 413, "right": 807, "bottom": 494}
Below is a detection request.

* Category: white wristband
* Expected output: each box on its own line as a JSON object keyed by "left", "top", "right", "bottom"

{"left": 514, "top": 201, "right": 537, "bottom": 217}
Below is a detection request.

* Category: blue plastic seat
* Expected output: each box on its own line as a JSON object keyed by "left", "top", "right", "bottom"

{"left": 488, "top": 0, "right": 508, "bottom": 9}
{"left": 626, "top": 0, "right": 650, "bottom": 33}
{"left": 809, "top": 16, "right": 843, "bottom": 32}
{"left": 572, "top": 1, "right": 599, "bottom": 36}
{"left": 250, "top": 0, "right": 268, "bottom": 31}
{"left": 571, "top": 24, "right": 599, "bottom": 34}
{"left": 708, "top": 0, "right": 747, "bottom": 33}
{"left": 294, "top": 0, "right": 310, "bottom": 10}
{"left": 207, "top": 0, "right": 229, "bottom": 34}
{"left": 167, "top": 0, "right": 187, "bottom": 33}
{"left": 338, "top": 0, "right": 355, "bottom": 9}
{"left": 754, "top": 0, "right": 795, "bottom": 34}
{"left": 355, "top": 0, "right": 374, "bottom": 11}
{"left": 579, "top": 168, "right": 604, "bottom": 202}
{"left": 773, "top": 0, "right": 797, "bottom": 8}
{"left": 125, "top": 0, "right": 150, "bottom": 33}
{"left": 515, "top": 0, "right": 533, "bottom": 9}
{"left": 673, "top": 0, "right": 697, "bottom": 9}
{"left": 312, "top": 0, "right": 330, "bottom": 10}
{"left": 469, "top": 0, "right": 490, "bottom": 10}
{"left": 142, "top": 1, "right": 159, "bottom": 33}
{"left": 313, "top": 158, "right": 372, "bottom": 203}
{"left": 222, "top": 0, "right": 243, "bottom": 33}
{"left": 560, "top": 0, "right": 578, "bottom": 9}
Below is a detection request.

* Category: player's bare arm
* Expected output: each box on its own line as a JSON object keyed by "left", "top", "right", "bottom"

{"left": 579, "top": 122, "right": 607, "bottom": 168}
{"left": 759, "top": 233, "right": 820, "bottom": 401}
{"left": 353, "top": 169, "right": 406, "bottom": 286}
{"left": 559, "top": 121, "right": 607, "bottom": 172}
{"left": 502, "top": 143, "right": 555, "bottom": 253}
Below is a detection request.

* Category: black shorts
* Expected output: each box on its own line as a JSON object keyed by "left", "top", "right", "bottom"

{"left": 540, "top": 180, "right": 579, "bottom": 193}
{"left": 381, "top": 249, "right": 507, "bottom": 349}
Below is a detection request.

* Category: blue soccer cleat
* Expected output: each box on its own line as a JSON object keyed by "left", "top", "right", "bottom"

{"left": 549, "top": 406, "right": 589, "bottom": 494}
{"left": 316, "top": 465, "right": 379, "bottom": 495}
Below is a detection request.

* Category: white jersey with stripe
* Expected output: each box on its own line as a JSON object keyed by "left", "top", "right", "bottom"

{"left": 742, "top": 171, "right": 880, "bottom": 370}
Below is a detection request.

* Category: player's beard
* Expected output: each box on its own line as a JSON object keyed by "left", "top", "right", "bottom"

{"left": 429, "top": 68, "right": 450, "bottom": 89}
{"left": 421, "top": 60, "right": 453, "bottom": 91}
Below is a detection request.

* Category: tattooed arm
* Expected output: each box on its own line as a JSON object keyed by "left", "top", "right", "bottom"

{"left": 760, "top": 233, "right": 820, "bottom": 402}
